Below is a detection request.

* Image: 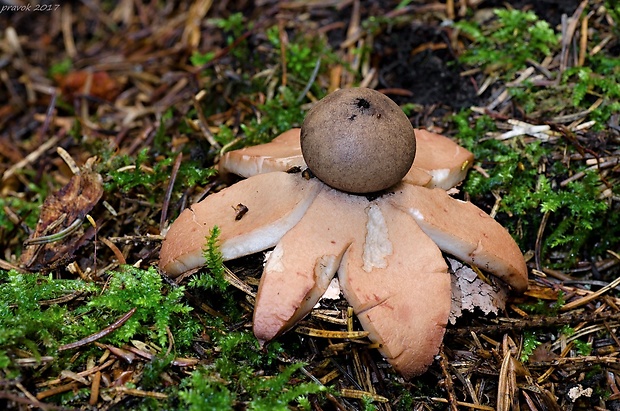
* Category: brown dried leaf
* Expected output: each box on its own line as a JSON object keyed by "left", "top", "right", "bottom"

{"left": 20, "top": 162, "right": 103, "bottom": 271}
{"left": 56, "top": 71, "right": 122, "bottom": 102}
{"left": 529, "top": 341, "right": 559, "bottom": 363}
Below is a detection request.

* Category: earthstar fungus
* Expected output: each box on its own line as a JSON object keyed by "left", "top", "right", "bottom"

{"left": 160, "top": 87, "right": 528, "bottom": 379}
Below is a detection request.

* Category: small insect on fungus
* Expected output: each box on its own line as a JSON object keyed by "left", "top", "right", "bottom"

{"left": 286, "top": 166, "right": 302, "bottom": 174}
{"left": 301, "top": 168, "right": 314, "bottom": 180}
{"left": 233, "top": 203, "right": 249, "bottom": 221}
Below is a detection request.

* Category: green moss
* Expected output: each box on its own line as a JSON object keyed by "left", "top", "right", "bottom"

{"left": 456, "top": 9, "right": 559, "bottom": 77}
{"left": 186, "top": 227, "right": 247, "bottom": 324}
{"left": 0, "top": 267, "right": 200, "bottom": 380}
{"left": 573, "top": 339, "right": 593, "bottom": 356}
{"left": 179, "top": 359, "right": 324, "bottom": 411}
{"left": 102, "top": 148, "right": 216, "bottom": 197}
{"left": 0, "top": 271, "right": 98, "bottom": 370}
{"left": 86, "top": 266, "right": 199, "bottom": 348}
{"left": 188, "top": 226, "right": 227, "bottom": 292}
{"left": 457, "top": 7, "right": 619, "bottom": 124}
{"left": 179, "top": 370, "right": 235, "bottom": 410}
{"left": 453, "top": 110, "right": 618, "bottom": 266}
{"left": 520, "top": 331, "right": 542, "bottom": 362}
{"left": 190, "top": 50, "right": 216, "bottom": 67}
{"left": 518, "top": 292, "right": 565, "bottom": 317}
{"left": 48, "top": 57, "right": 72, "bottom": 77}
{"left": 560, "top": 326, "right": 593, "bottom": 356}
{"left": 238, "top": 86, "right": 308, "bottom": 146}
{"left": 563, "top": 56, "right": 620, "bottom": 125}
{"left": 0, "top": 195, "right": 41, "bottom": 233}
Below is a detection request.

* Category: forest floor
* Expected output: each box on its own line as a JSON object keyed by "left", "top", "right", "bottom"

{"left": 1, "top": 0, "right": 620, "bottom": 410}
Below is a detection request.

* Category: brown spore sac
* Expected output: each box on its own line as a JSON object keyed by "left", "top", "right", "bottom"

{"left": 301, "top": 87, "right": 416, "bottom": 194}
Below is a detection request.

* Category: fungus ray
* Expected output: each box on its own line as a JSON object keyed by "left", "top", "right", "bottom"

{"left": 387, "top": 183, "right": 528, "bottom": 292}
{"left": 338, "top": 201, "right": 451, "bottom": 379}
{"left": 160, "top": 172, "right": 321, "bottom": 276}
{"left": 253, "top": 187, "right": 369, "bottom": 344}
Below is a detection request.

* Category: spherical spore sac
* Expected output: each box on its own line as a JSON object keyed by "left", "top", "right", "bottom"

{"left": 301, "top": 88, "right": 416, "bottom": 194}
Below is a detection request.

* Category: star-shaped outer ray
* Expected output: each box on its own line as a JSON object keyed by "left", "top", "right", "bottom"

{"left": 159, "top": 128, "right": 528, "bottom": 378}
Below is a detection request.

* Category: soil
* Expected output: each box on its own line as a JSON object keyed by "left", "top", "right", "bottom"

{"left": 373, "top": 22, "right": 479, "bottom": 109}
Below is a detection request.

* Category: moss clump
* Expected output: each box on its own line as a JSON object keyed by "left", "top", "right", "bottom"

{"left": 456, "top": 9, "right": 558, "bottom": 77}
{"left": 0, "top": 266, "right": 199, "bottom": 377}
{"left": 454, "top": 112, "right": 619, "bottom": 267}
{"left": 0, "top": 271, "right": 97, "bottom": 371}
{"left": 86, "top": 266, "right": 199, "bottom": 349}
{"left": 102, "top": 148, "right": 216, "bottom": 196}
{"left": 179, "top": 352, "right": 325, "bottom": 411}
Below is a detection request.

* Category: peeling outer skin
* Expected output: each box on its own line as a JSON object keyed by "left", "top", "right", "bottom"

{"left": 253, "top": 187, "right": 368, "bottom": 344}
{"left": 388, "top": 184, "right": 529, "bottom": 293}
{"left": 339, "top": 201, "right": 451, "bottom": 379}
{"left": 410, "top": 129, "right": 475, "bottom": 190}
{"left": 218, "top": 128, "right": 306, "bottom": 178}
{"left": 159, "top": 172, "right": 321, "bottom": 276}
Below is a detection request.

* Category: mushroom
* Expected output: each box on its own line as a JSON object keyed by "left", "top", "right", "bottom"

{"left": 160, "top": 87, "right": 528, "bottom": 378}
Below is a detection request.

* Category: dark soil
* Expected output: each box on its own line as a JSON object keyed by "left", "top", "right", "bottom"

{"left": 374, "top": 23, "right": 479, "bottom": 109}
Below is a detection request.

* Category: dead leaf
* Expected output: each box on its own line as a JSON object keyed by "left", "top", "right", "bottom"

{"left": 529, "top": 342, "right": 559, "bottom": 363}
{"left": 56, "top": 71, "right": 122, "bottom": 102}
{"left": 20, "top": 160, "right": 103, "bottom": 271}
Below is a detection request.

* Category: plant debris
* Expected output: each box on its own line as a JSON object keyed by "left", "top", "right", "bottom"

{"left": 20, "top": 156, "right": 103, "bottom": 271}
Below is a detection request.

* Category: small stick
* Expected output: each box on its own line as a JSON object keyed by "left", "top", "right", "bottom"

{"left": 578, "top": 12, "right": 591, "bottom": 67}
{"left": 439, "top": 348, "right": 458, "bottom": 411}
{"left": 160, "top": 152, "right": 183, "bottom": 231}
{"left": 534, "top": 211, "right": 550, "bottom": 272}
{"left": 89, "top": 371, "right": 101, "bottom": 406}
{"left": 561, "top": 275, "right": 620, "bottom": 311}
{"left": 36, "top": 382, "right": 80, "bottom": 400}
{"left": 559, "top": 158, "right": 618, "bottom": 187}
{"left": 430, "top": 397, "right": 495, "bottom": 410}
{"left": 446, "top": 0, "right": 454, "bottom": 20}
{"left": 58, "top": 308, "right": 137, "bottom": 351}
{"left": 114, "top": 386, "right": 168, "bottom": 399}
{"left": 56, "top": 147, "right": 80, "bottom": 175}
{"left": 278, "top": 18, "right": 288, "bottom": 87}
{"left": 107, "top": 234, "right": 165, "bottom": 243}
{"left": 36, "top": 358, "right": 116, "bottom": 387}
{"left": 296, "top": 57, "right": 321, "bottom": 103}
{"left": 2, "top": 134, "right": 62, "bottom": 181}
{"left": 101, "top": 237, "right": 126, "bottom": 265}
